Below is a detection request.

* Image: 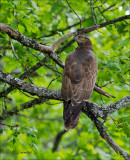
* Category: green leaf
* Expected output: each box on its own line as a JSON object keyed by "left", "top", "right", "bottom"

{"left": 31, "top": 142, "right": 39, "bottom": 150}
{"left": 119, "top": 37, "right": 130, "bottom": 47}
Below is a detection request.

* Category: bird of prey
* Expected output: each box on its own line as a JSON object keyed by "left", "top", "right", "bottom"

{"left": 61, "top": 35, "right": 98, "bottom": 130}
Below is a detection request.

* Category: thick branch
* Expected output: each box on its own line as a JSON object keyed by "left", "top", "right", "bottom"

{"left": 94, "top": 119, "right": 130, "bottom": 160}
{"left": 0, "top": 67, "right": 129, "bottom": 124}
{"left": 0, "top": 23, "right": 53, "bottom": 53}
{"left": 105, "top": 95, "right": 130, "bottom": 115}
{"left": 0, "top": 70, "right": 115, "bottom": 99}
{"left": 0, "top": 70, "right": 61, "bottom": 100}
{"left": 82, "top": 101, "right": 130, "bottom": 160}
{"left": 82, "top": 95, "right": 130, "bottom": 120}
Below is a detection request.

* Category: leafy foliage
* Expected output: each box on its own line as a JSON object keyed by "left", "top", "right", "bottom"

{"left": 0, "top": 0, "right": 129, "bottom": 160}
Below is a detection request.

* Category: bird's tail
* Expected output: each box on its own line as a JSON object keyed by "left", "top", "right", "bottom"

{"left": 63, "top": 101, "right": 84, "bottom": 130}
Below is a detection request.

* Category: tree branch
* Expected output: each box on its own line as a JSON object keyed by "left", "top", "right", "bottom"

{"left": 1, "top": 15, "right": 129, "bottom": 54}
{"left": 0, "top": 97, "right": 46, "bottom": 121}
{"left": 52, "top": 130, "right": 67, "bottom": 152}
{"left": 0, "top": 56, "right": 50, "bottom": 98}
{"left": 56, "top": 38, "right": 75, "bottom": 54}
{"left": 82, "top": 96, "right": 130, "bottom": 120}
{"left": 0, "top": 67, "right": 129, "bottom": 126}
{"left": 37, "top": 22, "right": 80, "bottom": 39}
{"left": 0, "top": 23, "right": 53, "bottom": 53}
{"left": 1, "top": 15, "right": 129, "bottom": 99}
{"left": 82, "top": 97, "right": 130, "bottom": 160}
{"left": 0, "top": 70, "right": 61, "bottom": 100}
{"left": 104, "top": 95, "right": 130, "bottom": 115}
{"left": 77, "top": 15, "right": 130, "bottom": 34}
{"left": 0, "top": 70, "right": 115, "bottom": 100}
{"left": 54, "top": 15, "right": 130, "bottom": 50}
{"left": 52, "top": 32, "right": 77, "bottom": 52}
{"left": 94, "top": 119, "right": 130, "bottom": 160}
{"left": 94, "top": 85, "right": 115, "bottom": 98}
{"left": 52, "top": 15, "right": 130, "bottom": 52}
{"left": 0, "top": 73, "right": 129, "bottom": 159}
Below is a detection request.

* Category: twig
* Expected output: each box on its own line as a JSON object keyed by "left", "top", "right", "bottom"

{"left": 98, "top": 7, "right": 108, "bottom": 21}
{"left": 20, "top": 91, "right": 35, "bottom": 98}
{"left": 52, "top": 32, "right": 77, "bottom": 52}
{"left": 81, "top": 8, "right": 91, "bottom": 25}
{"left": 44, "top": 64, "right": 62, "bottom": 75}
{"left": 10, "top": 41, "right": 33, "bottom": 84}
{"left": 0, "top": 123, "right": 19, "bottom": 129}
{"left": 123, "top": 70, "right": 130, "bottom": 75}
{"left": 37, "top": 22, "right": 80, "bottom": 39}
{"left": 102, "top": 4, "right": 116, "bottom": 13}
{"left": 45, "top": 101, "right": 62, "bottom": 106}
{"left": 94, "top": 85, "right": 115, "bottom": 98}
{"left": 3, "top": 84, "right": 7, "bottom": 111}
{"left": 56, "top": 38, "right": 75, "bottom": 54}
{"left": 52, "top": 130, "right": 67, "bottom": 152}
{"left": 47, "top": 76, "right": 60, "bottom": 89}
{"left": 99, "top": 80, "right": 114, "bottom": 88}
{"left": 0, "top": 97, "right": 47, "bottom": 121}
{"left": 27, "top": 48, "right": 62, "bottom": 75}
{"left": 65, "top": 0, "right": 82, "bottom": 28}
{"left": 27, "top": 48, "right": 41, "bottom": 59}
{"left": 4, "top": 97, "right": 7, "bottom": 111}
{"left": 0, "top": 56, "right": 50, "bottom": 98}
{"left": 100, "top": 94, "right": 104, "bottom": 106}
{"left": 90, "top": 0, "right": 97, "bottom": 25}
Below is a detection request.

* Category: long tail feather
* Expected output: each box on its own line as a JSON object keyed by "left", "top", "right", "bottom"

{"left": 63, "top": 101, "right": 84, "bottom": 130}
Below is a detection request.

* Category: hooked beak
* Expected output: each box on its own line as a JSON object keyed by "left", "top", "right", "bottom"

{"left": 74, "top": 36, "right": 77, "bottom": 41}
{"left": 73, "top": 36, "right": 78, "bottom": 41}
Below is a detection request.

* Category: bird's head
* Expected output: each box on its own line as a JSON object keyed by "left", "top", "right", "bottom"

{"left": 74, "top": 35, "right": 92, "bottom": 46}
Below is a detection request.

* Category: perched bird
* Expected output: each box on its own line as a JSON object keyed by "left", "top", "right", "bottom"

{"left": 61, "top": 35, "right": 98, "bottom": 130}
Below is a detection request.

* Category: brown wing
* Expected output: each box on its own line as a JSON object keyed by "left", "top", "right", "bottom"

{"left": 61, "top": 51, "right": 97, "bottom": 103}
{"left": 72, "top": 53, "right": 97, "bottom": 103}
{"left": 61, "top": 53, "right": 73, "bottom": 101}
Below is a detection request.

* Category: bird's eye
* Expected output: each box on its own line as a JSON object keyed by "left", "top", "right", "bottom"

{"left": 81, "top": 37, "right": 84, "bottom": 40}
